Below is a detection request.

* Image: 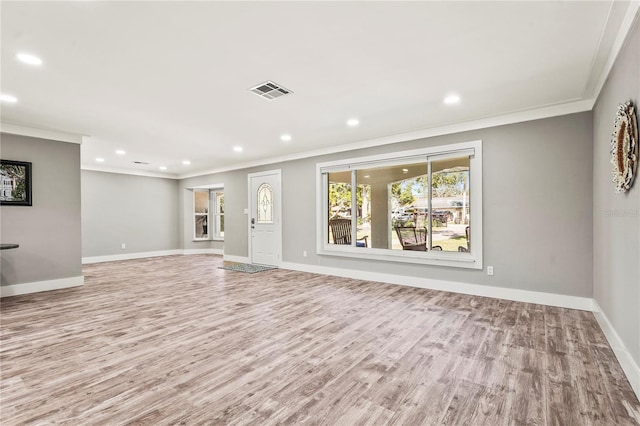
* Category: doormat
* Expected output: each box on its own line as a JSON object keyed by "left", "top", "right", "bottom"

{"left": 218, "top": 263, "right": 279, "bottom": 274}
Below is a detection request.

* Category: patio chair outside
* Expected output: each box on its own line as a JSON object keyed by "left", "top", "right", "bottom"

{"left": 329, "top": 218, "right": 368, "bottom": 247}
{"left": 395, "top": 226, "right": 426, "bottom": 251}
{"left": 395, "top": 226, "right": 443, "bottom": 251}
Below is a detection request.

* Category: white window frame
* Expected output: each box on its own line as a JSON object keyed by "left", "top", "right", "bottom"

{"left": 191, "top": 184, "right": 224, "bottom": 242}
{"left": 193, "top": 189, "right": 210, "bottom": 241}
{"left": 316, "top": 140, "right": 483, "bottom": 269}
{"left": 212, "top": 190, "right": 224, "bottom": 239}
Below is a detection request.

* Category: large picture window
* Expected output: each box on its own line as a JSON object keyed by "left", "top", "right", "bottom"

{"left": 317, "top": 140, "right": 482, "bottom": 269}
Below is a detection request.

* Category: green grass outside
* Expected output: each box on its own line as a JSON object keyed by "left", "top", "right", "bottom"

{"left": 432, "top": 235, "right": 468, "bottom": 252}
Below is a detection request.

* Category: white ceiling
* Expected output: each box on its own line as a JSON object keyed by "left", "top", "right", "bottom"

{"left": 1, "top": 1, "right": 638, "bottom": 178}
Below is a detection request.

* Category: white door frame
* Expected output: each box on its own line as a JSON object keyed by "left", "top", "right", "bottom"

{"left": 247, "top": 169, "right": 282, "bottom": 266}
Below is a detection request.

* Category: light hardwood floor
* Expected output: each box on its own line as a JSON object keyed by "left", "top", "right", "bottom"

{"left": 1, "top": 255, "right": 639, "bottom": 425}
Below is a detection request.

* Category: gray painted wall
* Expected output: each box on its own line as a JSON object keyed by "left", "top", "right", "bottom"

{"left": 180, "top": 111, "right": 594, "bottom": 298}
{"left": 81, "top": 170, "right": 179, "bottom": 257}
{"left": 0, "top": 133, "right": 82, "bottom": 286}
{"left": 593, "top": 19, "right": 639, "bottom": 365}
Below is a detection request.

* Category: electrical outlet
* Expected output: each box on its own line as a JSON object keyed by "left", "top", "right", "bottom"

{"left": 121, "top": 243, "right": 126, "bottom": 249}
{"left": 487, "top": 266, "right": 494, "bottom": 276}
{"left": 303, "top": 250, "right": 307, "bottom": 257}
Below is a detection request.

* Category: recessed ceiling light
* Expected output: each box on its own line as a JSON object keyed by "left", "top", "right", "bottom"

{"left": 402, "top": 168, "right": 409, "bottom": 173}
{"left": 347, "top": 118, "right": 360, "bottom": 127}
{"left": 115, "top": 150, "right": 126, "bottom": 155}
{"left": 0, "top": 94, "right": 18, "bottom": 103}
{"left": 16, "top": 53, "right": 43, "bottom": 66}
{"left": 182, "top": 160, "right": 191, "bottom": 165}
{"left": 159, "top": 166, "right": 167, "bottom": 171}
{"left": 364, "top": 175, "right": 370, "bottom": 179}
{"left": 233, "top": 146, "right": 243, "bottom": 152}
{"left": 280, "top": 134, "right": 292, "bottom": 142}
{"left": 96, "top": 158, "right": 105, "bottom": 163}
{"left": 444, "top": 94, "right": 461, "bottom": 104}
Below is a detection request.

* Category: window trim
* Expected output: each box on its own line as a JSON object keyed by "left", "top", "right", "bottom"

{"left": 212, "top": 190, "right": 224, "bottom": 240}
{"left": 191, "top": 185, "right": 224, "bottom": 242}
{"left": 193, "top": 189, "right": 210, "bottom": 241}
{"left": 316, "top": 140, "right": 483, "bottom": 269}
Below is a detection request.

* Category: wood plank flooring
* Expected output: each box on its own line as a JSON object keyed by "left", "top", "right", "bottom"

{"left": 1, "top": 254, "right": 639, "bottom": 425}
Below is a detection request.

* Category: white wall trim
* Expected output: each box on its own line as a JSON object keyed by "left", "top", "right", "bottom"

{"left": 82, "top": 249, "right": 225, "bottom": 264}
{"left": 83, "top": 250, "right": 183, "bottom": 264}
{"left": 82, "top": 165, "right": 178, "bottom": 179}
{"left": 187, "top": 183, "right": 224, "bottom": 189}
{"left": 279, "top": 261, "right": 594, "bottom": 311}
{"left": 275, "top": 261, "right": 640, "bottom": 399}
{"left": 592, "top": 300, "right": 640, "bottom": 399}
{"left": 182, "top": 248, "right": 223, "bottom": 256}
{"left": 316, "top": 140, "right": 483, "bottom": 270}
{"left": 223, "top": 255, "right": 250, "bottom": 264}
{"left": 177, "top": 99, "right": 593, "bottom": 180}
{"left": 590, "top": 2, "right": 640, "bottom": 102}
{"left": 0, "top": 122, "right": 85, "bottom": 144}
{"left": 1, "top": 275, "right": 84, "bottom": 297}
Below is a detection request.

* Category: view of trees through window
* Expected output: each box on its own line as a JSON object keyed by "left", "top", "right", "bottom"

{"left": 327, "top": 156, "right": 470, "bottom": 252}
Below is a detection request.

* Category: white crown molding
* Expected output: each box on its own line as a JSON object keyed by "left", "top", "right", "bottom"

{"left": 591, "top": 1, "right": 640, "bottom": 102}
{"left": 0, "top": 275, "right": 84, "bottom": 297}
{"left": 2, "top": 98, "right": 593, "bottom": 182}
{"left": 592, "top": 300, "right": 640, "bottom": 400}
{"left": 0, "top": 122, "right": 85, "bottom": 144}
{"left": 178, "top": 98, "right": 594, "bottom": 179}
{"left": 187, "top": 183, "right": 225, "bottom": 189}
{"left": 81, "top": 165, "right": 178, "bottom": 179}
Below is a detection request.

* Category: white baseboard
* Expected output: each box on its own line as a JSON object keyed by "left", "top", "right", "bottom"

{"left": 277, "top": 262, "right": 636, "bottom": 399}
{"left": 82, "top": 249, "right": 223, "bottom": 264}
{"left": 1, "top": 275, "right": 84, "bottom": 297}
{"left": 279, "top": 261, "right": 595, "bottom": 311}
{"left": 182, "top": 248, "right": 224, "bottom": 256}
{"left": 223, "top": 255, "right": 250, "bottom": 264}
{"left": 82, "top": 250, "right": 183, "bottom": 264}
{"left": 4, "top": 257, "right": 636, "bottom": 400}
{"left": 593, "top": 300, "right": 640, "bottom": 399}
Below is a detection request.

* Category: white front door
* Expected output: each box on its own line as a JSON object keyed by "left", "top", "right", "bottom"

{"left": 249, "top": 170, "right": 282, "bottom": 266}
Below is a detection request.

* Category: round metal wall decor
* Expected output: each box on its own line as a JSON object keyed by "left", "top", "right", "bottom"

{"left": 610, "top": 101, "right": 638, "bottom": 193}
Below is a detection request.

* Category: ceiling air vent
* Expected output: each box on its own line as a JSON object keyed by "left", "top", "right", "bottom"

{"left": 133, "top": 161, "right": 149, "bottom": 165}
{"left": 249, "top": 80, "right": 293, "bottom": 100}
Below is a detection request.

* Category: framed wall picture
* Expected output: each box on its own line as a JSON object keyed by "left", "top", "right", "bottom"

{"left": 0, "top": 160, "right": 32, "bottom": 206}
